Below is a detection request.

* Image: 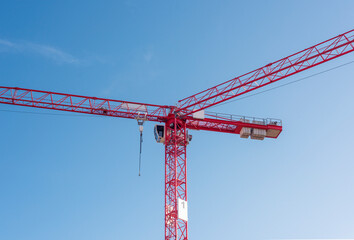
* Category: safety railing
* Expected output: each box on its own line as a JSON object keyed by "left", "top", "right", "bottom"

{"left": 205, "top": 111, "right": 282, "bottom": 126}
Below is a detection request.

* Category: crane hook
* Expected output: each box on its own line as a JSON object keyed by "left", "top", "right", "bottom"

{"left": 136, "top": 113, "right": 147, "bottom": 176}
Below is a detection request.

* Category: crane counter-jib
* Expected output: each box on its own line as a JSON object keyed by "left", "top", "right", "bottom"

{"left": 185, "top": 116, "right": 282, "bottom": 139}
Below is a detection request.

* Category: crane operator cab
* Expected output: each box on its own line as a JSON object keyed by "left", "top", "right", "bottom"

{"left": 154, "top": 124, "right": 192, "bottom": 145}
{"left": 154, "top": 125, "right": 165, "bottom": 143}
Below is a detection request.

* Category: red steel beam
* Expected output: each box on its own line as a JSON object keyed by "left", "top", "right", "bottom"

{"left": 0, "top": 87, "right": 283, "bottom": 136}
{"left": 0, "top": 86, "right": 170, "bottom": 122}
{"left": 177, "top": 29, "right": 354, "bottom": 116}
{"left": 165, "top": 117, "right": 188, "bottom": 240}
{"left": 185, "top": 112, "right": 282, "bottom": 138}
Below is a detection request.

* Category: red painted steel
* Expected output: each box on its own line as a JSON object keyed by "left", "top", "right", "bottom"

{"left": 177, "top": 29, "right": 354, "bottom": 116}
{"left": 185, "top": 112, "right": 282, "bottom": 138}
{"left": 1, "top": 29, "right": 354, "bottom": 240}
{"left": 0, "top": 86, "right": 170, "bottom": 122}
{"left": 0, "top": 86, "right": 283, "bottom": 137}
{"left": 165, "top": 116, "right": 188, "bottom": 240}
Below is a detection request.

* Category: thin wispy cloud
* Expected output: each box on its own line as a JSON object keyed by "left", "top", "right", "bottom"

{"left": 0, "top": 39, "right": 16, "bottom": 47}
{"left": 143, "top": 51, "right": 153, "bottom": 63}
{"left": 0, "top": 38, "right": 80, "bottom": 64}
{"left": 143, "top": 46, "right": 155, "bottom": 63}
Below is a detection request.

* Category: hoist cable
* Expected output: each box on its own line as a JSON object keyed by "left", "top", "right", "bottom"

{"left": 139, "top": 131, "right": 143, "bottom": 176}
{"left": 209, "top": 59, "right": 354, "bottom": 109}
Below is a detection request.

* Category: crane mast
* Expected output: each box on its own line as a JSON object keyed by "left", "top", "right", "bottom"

{"left": 165, "top": 116, "right": 188, "bottom": 240}
{"left": 1, "top": 29, "right": 354, "bottom": 240}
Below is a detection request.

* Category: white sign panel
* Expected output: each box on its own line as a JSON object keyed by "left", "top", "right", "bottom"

{"left": 177, "top": 198, "right": 188, "bottom": 221}
{"left": 120, "top": 103, "right": 147, "bottom": 112}
{"left": 192, "top": 110, "right": 205, "bottom": 120}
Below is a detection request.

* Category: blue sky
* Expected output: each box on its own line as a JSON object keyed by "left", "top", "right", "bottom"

{"left": 1, "top": 1, "right": 354, "bottom": 240}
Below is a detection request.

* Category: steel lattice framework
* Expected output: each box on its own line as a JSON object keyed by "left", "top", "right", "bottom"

{"left": 0, "top": 86, "right": 169, "bottom": 121}
{"left": 165, "top": 117, "right": 188, "bottom": 240}
{"left": 177, "top": 29, "right": 354, "bottom": 116}
{"left": 1, "top": 29, "right": 354, "bottom": 240}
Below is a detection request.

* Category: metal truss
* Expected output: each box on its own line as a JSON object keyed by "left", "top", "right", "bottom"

{"left": 0, "top": 86, "right": 169, "bottom": 122}
{"left": 177, "top": 29, "right": 354, "bottom": 116}
{"left": 165, "top": 117, "right": 188, "bottom": 240}
{"left": 185, "top": 112, "right": 282, "bottom": 137}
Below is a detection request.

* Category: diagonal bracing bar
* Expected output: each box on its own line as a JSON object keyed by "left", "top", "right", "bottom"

{"left": 0, "top": 86, "right": 170, "bottom": 122}
{"left": 165, "top": 117, "right": 188, "bottom": 240}
{"left": 177, "top": 29, "right": 354, "bottom": 116}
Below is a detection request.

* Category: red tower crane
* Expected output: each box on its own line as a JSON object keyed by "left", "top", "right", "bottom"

{"left": 1, "top": 29, "right": 354, "bottom": 240}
